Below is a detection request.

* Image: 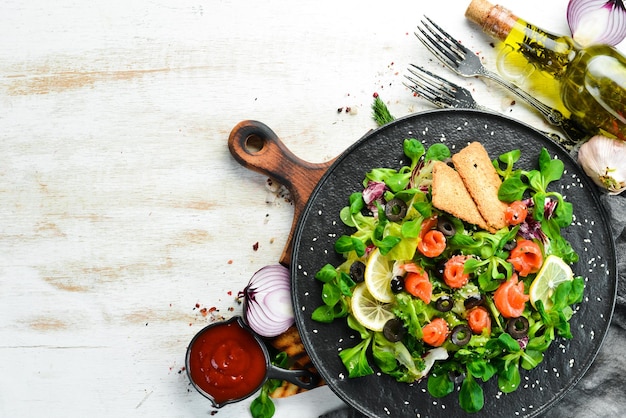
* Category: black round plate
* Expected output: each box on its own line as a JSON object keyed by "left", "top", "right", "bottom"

{"left": 291, "top": 109, "right": 617, "bottom": 418}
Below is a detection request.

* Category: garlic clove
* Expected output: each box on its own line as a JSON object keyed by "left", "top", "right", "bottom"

{"left": 577, "top": 135, "right": 626, "bottom": 195}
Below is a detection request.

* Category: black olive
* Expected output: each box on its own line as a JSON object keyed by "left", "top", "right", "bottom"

{"left": 506, "top": 316, "right": 529, "bottom": 339}
{"left": 448, "top": 369, "right": 465, "bottom": 384}
{"left": 383, "top": 318, "right": 406, "bottom": 342}
{"left": 385, "top": 198, "right": 408, "bottom": 222}
{"left": 390, "top": 276, "right": 405, "bottom": 293}
{"left": 464, "top": 294, "right": 485, "bottom": 309}
{"left": 520, "top": 173, "right": 530, "bottom": 185}
{"left": 496, "top": 263, "right": 509, "bottom": 278}
{"left": 349, "top": 261, "right": 366, "bottom": 283}
{"left": 435, "top": 295, "right": 453, "bottom": 312}
{"left": 451, "top": 324, "right": 472, "bottom": 346}
{"left": 503, "top": 239, "right": 517, "bottom": 252}
{"left": 432, "top": 261, "right": 446, "bottom": 280}
{"left": 437, "top": 217, "right": 456, "bottom": 237}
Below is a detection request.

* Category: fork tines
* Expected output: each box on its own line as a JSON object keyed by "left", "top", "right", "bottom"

{"left": 415, "top": 16, "right": 469, "bottom": 71}
{"left": 404, "top": 64, "right": 461, "bottom": 109}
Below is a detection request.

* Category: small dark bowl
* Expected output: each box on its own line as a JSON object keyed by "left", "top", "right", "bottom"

{"left": 185, "top": 316, "right": 318, "bottom": 408}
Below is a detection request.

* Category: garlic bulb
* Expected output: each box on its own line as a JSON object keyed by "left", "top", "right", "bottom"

{"left": 577, "top": 135, "right": 626, "bottom": 195}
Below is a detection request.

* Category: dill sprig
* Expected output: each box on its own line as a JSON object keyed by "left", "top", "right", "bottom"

{"left": 371, "top": 95, "right": 395, "bottom": 127}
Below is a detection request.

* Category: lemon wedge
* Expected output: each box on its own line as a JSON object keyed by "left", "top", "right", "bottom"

{"left": 350, "top": 283, "right": 395, "bottom": 332}
{"left": 364, "top": 248, "right": 395, "bottom": 303}
{"left": 529, "top": 254, "right": 574, "bottom": 310}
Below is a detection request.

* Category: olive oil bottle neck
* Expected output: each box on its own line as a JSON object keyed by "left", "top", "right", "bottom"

{"left": 466, "top": 0, "right": 517, "bottom": 42}
{"left": 466, "top": 0, "right": 575, "bottom": 78}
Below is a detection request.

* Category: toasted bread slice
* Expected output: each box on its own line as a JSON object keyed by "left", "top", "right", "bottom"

{"left": 432, "top": 161, "right": 490, "bottom": 231}
{"left": 452, "top": 142, "right": 508, "bottom": 231}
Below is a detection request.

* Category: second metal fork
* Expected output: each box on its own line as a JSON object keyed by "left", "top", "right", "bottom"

{"left": 405, "top": 64, "right": 486, "bottom": 111}
{"left": 404, "top": 64, "right": 575, "bottom": 148}
{"left": 415, "top": 17, "right": 588, "bottom": 143}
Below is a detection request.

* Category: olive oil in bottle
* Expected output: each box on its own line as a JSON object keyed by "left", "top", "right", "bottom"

{"left": 466, "top": 0, "right": 626, "bottom": 140}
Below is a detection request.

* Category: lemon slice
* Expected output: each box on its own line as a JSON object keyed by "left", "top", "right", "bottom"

{"left": 351, "top": 283, "right": 396, "bottom": 332}
{"left": 364, "top": 248, "right": 395, "bottom": 303}
{"left": 529, "top": 255, "right": 574, "bottom": 310}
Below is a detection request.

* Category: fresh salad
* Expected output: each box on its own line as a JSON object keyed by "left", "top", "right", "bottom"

{"left": 311, "top": 138, "right": 585, "bottom": 413}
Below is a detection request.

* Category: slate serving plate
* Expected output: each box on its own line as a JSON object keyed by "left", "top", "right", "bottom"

{"left": 290, "top": 109, "right": 617, "bottom": 417}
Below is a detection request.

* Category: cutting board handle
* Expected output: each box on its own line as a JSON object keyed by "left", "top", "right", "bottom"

{"left": 228, "top": 120, "right": 335, "bottom": 266}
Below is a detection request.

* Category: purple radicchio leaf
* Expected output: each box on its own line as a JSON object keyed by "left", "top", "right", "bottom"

{"left": 363, "top": 181, "right": 387, "bottom": 212}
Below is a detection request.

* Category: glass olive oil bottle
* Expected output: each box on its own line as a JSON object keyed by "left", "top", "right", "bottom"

{"left": 466, "top": 0, "right": 626, "bottom": 140}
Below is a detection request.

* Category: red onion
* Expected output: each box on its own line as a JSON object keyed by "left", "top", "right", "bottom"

{"left": 242, "top": 264, "right": 294, "bottom": 337}
{"left": 567, "top": 0, "right": 626, "bottom": 46}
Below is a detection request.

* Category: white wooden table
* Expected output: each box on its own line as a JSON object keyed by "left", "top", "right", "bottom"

{"left": 2, "top": 1, "right": 622, "bottom": 417}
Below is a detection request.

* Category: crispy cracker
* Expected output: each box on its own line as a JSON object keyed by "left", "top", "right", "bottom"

{"left": 267, "top": 325, "right": 324, "bottom": 398}
{"left": 268, "top": 326, "right": 313, "bottom": 368}
{"left": 432, "top": 161, "right": 490, "bottom": 231}
{"left": 452, "top": 142, "right": 508, "bottom": 231}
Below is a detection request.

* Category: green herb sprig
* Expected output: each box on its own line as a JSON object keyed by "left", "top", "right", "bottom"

{"left": 372, "top": 95, "right": 395, "bottom": 126}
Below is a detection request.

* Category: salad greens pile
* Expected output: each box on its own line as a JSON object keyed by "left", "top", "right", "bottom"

{"left": 311, "top": 134, "right": 585, "bottom": 413}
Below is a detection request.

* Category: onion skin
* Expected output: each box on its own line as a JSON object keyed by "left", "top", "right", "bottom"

{"left": 243, "top": 265, "right": 295, "bottom": 338}
{"left": 567, "top": 0, "right": 626, "bottom": 47}
{"left": 577, "top": 135, "right": 626, "bottom": 195}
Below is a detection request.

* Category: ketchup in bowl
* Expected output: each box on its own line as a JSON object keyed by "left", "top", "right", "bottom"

{"left": 186, "top": 316, "right": 267, "bottom": 407}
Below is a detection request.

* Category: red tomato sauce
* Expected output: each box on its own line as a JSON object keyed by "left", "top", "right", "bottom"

{"left": 188, "top": 320, "right": 267, "bottom": 405}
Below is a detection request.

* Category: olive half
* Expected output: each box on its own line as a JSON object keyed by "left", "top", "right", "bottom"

{"left": 437, "top": 217, "right": 456, "bottom": 237}
{"left": 349, "top": 261, "right": 366, "bottom": 283}
{"left": 435, "top": 295, "right": 453, "bottom": 312}
{"left": 451, "top": 324, "right": 472, "bottom": 346}
{"left": 432, "top": 262, "right": 446, "bottom": 280}
{"left": 503, "top": 238, "right": 517, "bottom": 252}
{"left": 506, "top": 316, "right": 529, "bottom": 339}
{"left": 390, "top": 276, "right": 405, "bottom": 293}
{"left": 464, "top": 294, "right": 485, "bottom": 310}
{"left": 383, "top": 318, "right": 407, "bottom": 342}
{"left": 385, "top": 198, "right": 408, "bottom": 222}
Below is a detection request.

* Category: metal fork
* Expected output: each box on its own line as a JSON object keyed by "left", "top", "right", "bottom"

{"left": 415, "top": 16, "right": 588, "bottom": 143}
{"left": 405, "top": 64, "right": 486, "bottom": 111}
{"left": 404, "top": 64, "right": 574, "bottom": 148}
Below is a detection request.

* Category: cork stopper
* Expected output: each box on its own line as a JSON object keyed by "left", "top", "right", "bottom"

{"left": 465, "top": 0, "right": 517, "bottom": 41}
